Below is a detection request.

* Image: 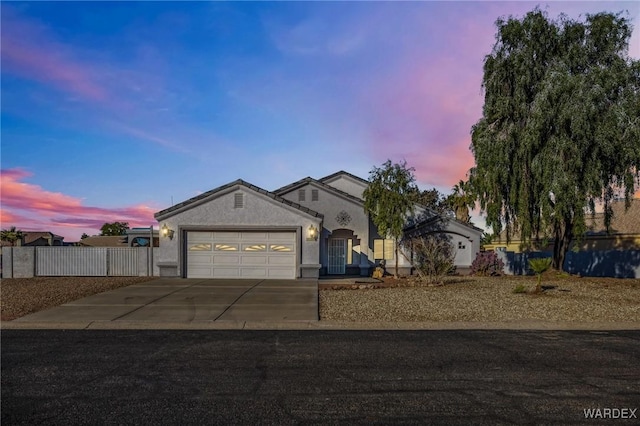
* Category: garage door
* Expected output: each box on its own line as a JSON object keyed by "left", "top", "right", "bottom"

{"left": 186, "top": 231, "right": 297, "bottom": 279}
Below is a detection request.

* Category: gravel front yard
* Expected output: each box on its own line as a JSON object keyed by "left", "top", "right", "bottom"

{"left": 1, "top": 277, "right": 155, "bottom": 321}
{"left": 2, "top": 275, "right": 639, "bottom": 323}
{"left": 320, "top": 276, "right": 640, "bottom": 322}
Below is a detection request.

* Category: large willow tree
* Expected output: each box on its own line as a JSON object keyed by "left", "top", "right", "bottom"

{"left": 363, "top": 160, "right": 418, "bottom": 277}
{"left": 471, "top": 9, "right": 640, "bottom": 270}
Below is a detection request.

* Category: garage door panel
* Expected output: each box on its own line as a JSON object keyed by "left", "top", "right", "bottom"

{"left": 189, "top": 232, "right": 215, "bottom": 242}
{"left": 241, "top": 256, "right": 267, "bottom": 265}
{"left": 187, "top": 231, "right": 297, "bottom": 279}
{"left": 268, "top": 256, "right": 294, "bottom": 265}
{"left": 214, "top": 255, "right": 240, "bottom": 265}
{"left": 242, "top": 232, "right": 268, "bottom": 240}
{"left": 189, "top": 254, "right": 215, "bottom": 264}
{"left": 214, "top": 231, "right": 241, "bottom": 239}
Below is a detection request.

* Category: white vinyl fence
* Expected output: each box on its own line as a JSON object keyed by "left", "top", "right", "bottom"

{"left": 1, "top": 247, "right": 158, "bottom": 278}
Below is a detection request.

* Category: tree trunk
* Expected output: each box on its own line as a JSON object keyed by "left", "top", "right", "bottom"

{"left": 552, "top": 219, "right": 573, "bottom": 271}
{"left": 394, "top": 239, "right": 399, "bottom": 278}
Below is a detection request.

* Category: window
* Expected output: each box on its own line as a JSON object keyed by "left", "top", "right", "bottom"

{"left": 373, "top": 239, "right": 395, "bottom": 260}
{"left": 189, "top": 243, "right": 212, "bottom": 251}
{"left": 298, "top": 189, "right": 306, "bottom": 202}
{"left": 214, "top": 244, "right": 238, "bottom": 251}
{"left": 270, "top": 244, "right": 293, "bottom": 252}
{"left": 243, "top": 244, "right": 266, "bottom": 252}
{"left": 311, "top": 189, "right": 319, "bottom": 201}
{"left": 234, "top": 193, "right": 244, "bottom": 209}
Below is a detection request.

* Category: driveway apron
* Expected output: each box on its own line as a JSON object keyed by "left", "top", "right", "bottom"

{"left": 13, "top": 278, "right": 319, "bottom": 324}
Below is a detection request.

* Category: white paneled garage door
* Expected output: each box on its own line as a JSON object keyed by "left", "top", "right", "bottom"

{"left": 186, "top": 231, "right": 297, "bottom": 279}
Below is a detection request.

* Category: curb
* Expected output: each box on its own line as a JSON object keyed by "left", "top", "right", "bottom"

{"left": 2, "top": 320, "right": 639, "bottom": 331}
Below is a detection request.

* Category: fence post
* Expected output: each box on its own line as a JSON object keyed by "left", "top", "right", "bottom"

{"left": 2, "top": 247, "right": 14, "bottom": 278}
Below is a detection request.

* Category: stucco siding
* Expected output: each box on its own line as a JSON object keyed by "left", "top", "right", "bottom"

{"left": 156, "top": 186, "right": 321, "bottom": 277}
{"left": 280, "top": 182, "right": 372, "bottom": 272}
{"left": 323, "top": 176, "right": 367, "bottom": 199}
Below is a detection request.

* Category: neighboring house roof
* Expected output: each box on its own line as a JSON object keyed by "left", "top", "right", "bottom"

{"left": 154, "top": 179, "right": 323, "bottom": 221}
{"left": 491, "top": 199, "right": 640, "bottom": 242}
{"left": 79, "top": 236, "right": 128, "bottom": 247}
{"left": 273, "top": 176, "right": 366, "bottom": 205}
{"left": 586, "top": 199, "right": 640, "bottom": 235}
{"left": 7, "top": 231, "right": 65, "bottom": 246}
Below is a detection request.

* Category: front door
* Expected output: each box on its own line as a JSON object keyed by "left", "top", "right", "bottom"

{"left": 328, "top": 238, "right": 346, "bottom": 274}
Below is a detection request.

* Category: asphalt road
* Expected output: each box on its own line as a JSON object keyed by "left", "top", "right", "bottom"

{"left": 2, "top": 330, "right": 639, "bottom": 425}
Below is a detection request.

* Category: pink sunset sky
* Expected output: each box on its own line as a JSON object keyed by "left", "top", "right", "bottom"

{"left": 1, "top": 1, "right": 639, "bottom": 241}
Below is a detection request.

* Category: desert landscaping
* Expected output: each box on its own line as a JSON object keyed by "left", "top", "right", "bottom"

{"left": 0, "top": 277, "right": 154, "bottom": 322}
{"left": 319, "top": 275, "right": 640, "bottom": 323}
{"left": 1, "top": 275, "right": 638, "bottom": 323}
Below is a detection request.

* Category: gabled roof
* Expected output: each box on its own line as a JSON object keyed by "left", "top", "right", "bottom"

{"left": 404, "top": 212, "right": 484, "bottom": 236}
{"left": 587, "top": 199, "right": 640, "bottom": 235}
{"left": 154, "top": 179, "right": 323, "bottom": 221}
{"left": 79, "top": 235, "right": 128, "bottom": 247}
{"left": 318, "top": 170, "right": 369, "bottom": 186}
{"left": 21, "top": 232, "right": 64, "bottom": 245}
{"left": 273, "top": 176, "right": 365, "bottom": 205}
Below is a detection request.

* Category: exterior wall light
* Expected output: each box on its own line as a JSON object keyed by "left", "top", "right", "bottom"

{"left": 161, "top": 223, "right": 174, "bottom": 240}
{"left": 307, "top": 225, "right": 318, "bottom": 241}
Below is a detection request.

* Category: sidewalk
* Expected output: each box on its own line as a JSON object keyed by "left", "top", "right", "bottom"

{"left": 3, "top": 319, "right": 639, "bottom": 330}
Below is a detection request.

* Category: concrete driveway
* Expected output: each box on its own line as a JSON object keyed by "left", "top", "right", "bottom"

{"left": 13, "top": 278, "right": 318, "bottom": 325}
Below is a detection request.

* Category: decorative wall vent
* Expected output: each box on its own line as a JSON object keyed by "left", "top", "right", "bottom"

{"left": 234, "top": 193, "right": 244, "bottom": 209}
{"left": 311, "top": 189, "right": 319, "bottom": 201}
{"left": 298, "top": 189, "right": 306, "bottom": 202}
{"left": 336, "top": 210, "right": 352, "bottom": 226}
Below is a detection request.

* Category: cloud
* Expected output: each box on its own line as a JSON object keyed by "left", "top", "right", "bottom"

{"left": 362, "top": 26, "right": 490, "bottom": 188}
{"left": 109, "top": 122, "right": 191, "bottom": 153}
{"left": 1, "top": 8, "right": 107, "bottom": 102}
{"left": 0, "top": 5, "right": 202, "bottom": 153}
{"left": 0, "top": 168, "right": 158, "bottom": 240}
{"left": 263, "top": 10, "right": 367, "bottom": 56}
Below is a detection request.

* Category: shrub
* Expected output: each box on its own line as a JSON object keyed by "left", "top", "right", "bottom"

{"left": 403, "top": 235, "right": 455, "bottom": 285}
{"left": 513, "top": 284, "right": 527, "bottom": 294}
{"left": 470, "top": 251, "right": 505, "bottom": 276}
{"left": 529, "top": 257, "right": 552, "bottom": 293}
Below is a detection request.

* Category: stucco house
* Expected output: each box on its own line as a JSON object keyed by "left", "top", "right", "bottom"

{"left": 0, "top": 231, "right": 65, "bottom": 247}
{"left": 78, "top": 229, "right": 160, "bottom": 247}
{"left": 153, "top": 171, "right": 482, "bottom": 279}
